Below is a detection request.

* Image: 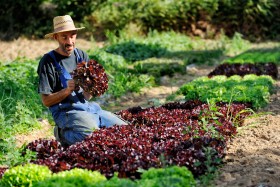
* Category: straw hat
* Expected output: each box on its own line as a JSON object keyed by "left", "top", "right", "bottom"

{"left": 45, "top": 15, "right": 85, "bottom": 38}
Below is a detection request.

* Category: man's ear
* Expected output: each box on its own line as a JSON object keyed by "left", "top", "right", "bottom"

{"left": 53, "top": 34, "right": 58, "bottom": 40}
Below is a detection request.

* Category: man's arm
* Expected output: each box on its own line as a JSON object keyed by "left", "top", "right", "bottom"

{"left": 41, "top": 80, "right": 75, "bottom": 107}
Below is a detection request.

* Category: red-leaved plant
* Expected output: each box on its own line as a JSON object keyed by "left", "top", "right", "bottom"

{"left": 71, "top": 59, "right": 108, "bottom": 97}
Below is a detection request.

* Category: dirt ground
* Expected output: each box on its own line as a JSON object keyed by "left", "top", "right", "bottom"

{"left": 1, "top": 38, "right": 279, "bottom": 187}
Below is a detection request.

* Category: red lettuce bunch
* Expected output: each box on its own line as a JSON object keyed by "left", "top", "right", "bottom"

{"left": 71, "top": 59, "right": 108, "bottom": 97}
{"left": 24, "top": 139, "right": 63, "bottom": 159}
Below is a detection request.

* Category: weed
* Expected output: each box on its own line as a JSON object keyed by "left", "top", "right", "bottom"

{"left": 0, "top": 137, "right": 36, "bottom": 167}
{"left": 195, "top": 147, "right": 222, "bottom": 187}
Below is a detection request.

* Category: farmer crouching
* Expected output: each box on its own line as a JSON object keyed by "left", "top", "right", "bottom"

{"left": 37, "top": 15, "right": 127, "bottom": 147}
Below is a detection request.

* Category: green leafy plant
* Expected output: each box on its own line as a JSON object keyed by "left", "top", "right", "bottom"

{"left": 197, "top": 99, "right": 224, "bottom": 139}
{"left": 0, "top": 59, "right": 48, "bottom": 169}
{"left": 226, "top": 47, "right": 280, "bottom": 64}
{"left": 195, "top": 147, "right": 222, "bottom": 187}
{"left": 33, "top": 168, "right": 106, "bottom": 187}
{"left": 0, "top": 0, "right": 53, "bottom": 39}
{"left": 94, "top": 173, "right": 137, "bottom": 187}
{"left": 89, "top": 49, "right": 155, "bottom": 98}
{"left": 0, "top": 163, "right": 52, "bottom": 187}
{"left": 106, "top": 41, "right": 167, "bottom": 61}
{"left": 218, "top": 32, "right": 251, "bottom": 57}
{"left": 178, "top": 75, "right": 275, "bottom": 109}
{"left": 0, "top": 137, "right": 36, "bottom": 167}
{"left": 0, "top": 59, "right": 45, "bottom": 134}
{"left": 138, "top": 165, "right": 196, "bottom": 187}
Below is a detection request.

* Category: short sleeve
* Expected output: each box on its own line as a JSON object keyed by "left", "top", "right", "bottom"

{"left": 37, "top": 54, "right": 56, "bottom": 94}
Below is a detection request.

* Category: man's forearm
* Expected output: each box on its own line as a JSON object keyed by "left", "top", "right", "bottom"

{"left": 41, "top": 88, "right": 72, "bottom": 107}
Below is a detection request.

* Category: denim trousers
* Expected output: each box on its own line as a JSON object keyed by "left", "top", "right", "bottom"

{"left": 50, "top": 101, "right": 127, "bottom": 146}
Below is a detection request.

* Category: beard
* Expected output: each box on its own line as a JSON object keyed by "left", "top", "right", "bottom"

{"left": 61, "top": 43, "right": 75, "bottom": 56}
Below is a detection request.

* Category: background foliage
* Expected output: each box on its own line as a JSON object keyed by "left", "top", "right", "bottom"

{"left": 1, "top": 0, "right": 280, "bottom": 41}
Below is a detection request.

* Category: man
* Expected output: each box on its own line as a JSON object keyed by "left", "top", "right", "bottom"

{"left": 37, "top": 15, "right": 127, "bottom": 147}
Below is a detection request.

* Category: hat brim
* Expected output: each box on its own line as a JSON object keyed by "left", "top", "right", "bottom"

{"left": 44, "top": 27, "right": 85, "bottom": 39}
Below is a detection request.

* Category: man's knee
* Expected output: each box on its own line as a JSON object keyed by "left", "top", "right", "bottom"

{"left": 62, "top": 129, "right": 90, "bottom": 146}
{"left": 99, "top": 110, "right": 128, "bottom": 127}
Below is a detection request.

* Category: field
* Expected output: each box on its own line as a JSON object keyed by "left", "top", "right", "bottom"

{"left": 0, "top": 36, "right": 280, "bottom": 187}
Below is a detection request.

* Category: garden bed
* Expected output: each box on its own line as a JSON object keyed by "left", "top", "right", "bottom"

{"left": 1, "top": 38, "right": 280, "bottom": 187}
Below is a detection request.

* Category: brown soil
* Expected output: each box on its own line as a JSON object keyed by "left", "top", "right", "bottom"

{"left": 1, "top": 38, "right": 279, "bottom": 187}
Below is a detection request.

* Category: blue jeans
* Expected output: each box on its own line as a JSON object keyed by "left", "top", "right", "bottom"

{"left": 50, "top": 101, "right": 127, "bottom": 146}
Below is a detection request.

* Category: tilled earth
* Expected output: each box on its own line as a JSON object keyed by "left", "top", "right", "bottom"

{"left": 1, "top": 38, "right": 280, "bottom": 187}
{"left": 213, "top": 80, "right": 280, "bottom": 187}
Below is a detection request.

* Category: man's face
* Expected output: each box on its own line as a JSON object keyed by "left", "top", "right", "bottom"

{"left": 55, "top": 30, "right": 77, "bottom": 56}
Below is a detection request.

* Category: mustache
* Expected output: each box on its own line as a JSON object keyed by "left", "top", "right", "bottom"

{"left": 65, "top": 44, "right": 73, "bottom": 47}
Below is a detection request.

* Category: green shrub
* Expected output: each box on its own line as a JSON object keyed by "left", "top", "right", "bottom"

{"left": 2, "top": 0, "right": 280, "bottom": 40}
{"left": 213, "top": 0, "right": 277, "bottom": 40}
{"left": 84, "top": 0, "right": 280, "bottom": 40}
{"left": 88, "top": 1, "right": 137, "bottom": 31}
{"left": 0, "top": 0, "right": 54, "bottom": 40}
{"left": 51, "top": 0, "right": 104, "bottom": 21}
{"left": 137, "top": 0, "right": 218, "bottom": 33}
{"left": 0, "top": 163, "right": 52, "bottom": 187}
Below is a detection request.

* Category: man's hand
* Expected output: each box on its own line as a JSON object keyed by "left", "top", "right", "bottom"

{"left": 66, "top": 79, "right": 76, "bottom": 92}
{"left": 41, "top": 79, "right": 76, "bottom": 107}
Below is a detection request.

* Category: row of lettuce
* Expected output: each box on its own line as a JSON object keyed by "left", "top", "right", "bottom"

{"left": 178, "top": 74, "right": 275, "bottom": 110}
{"left": 0, "top": 164, "right": 196, "bottom": 187}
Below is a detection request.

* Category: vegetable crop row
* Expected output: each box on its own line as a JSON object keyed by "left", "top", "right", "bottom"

{"left": 21, "top": 100, "right": 252, "bottom": 180}
{"left": 178, "top": 74, "right": 275, "bottom": 109}
{"left": 208, "top": 62, "right": 278, "bottom": 79}
{"left": 0, "top": 164, "right": 196, "bottom": 187}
